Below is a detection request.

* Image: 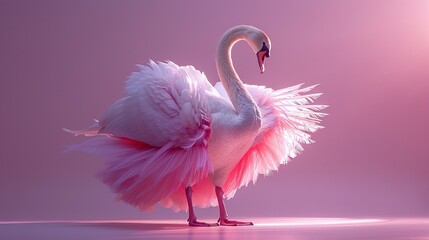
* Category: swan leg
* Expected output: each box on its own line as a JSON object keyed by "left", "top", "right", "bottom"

{"left": 215, "top": 186, "right": 253, "bottom": 226}
{"left": 186, "top": 187, "right": 216, "bottom": 227}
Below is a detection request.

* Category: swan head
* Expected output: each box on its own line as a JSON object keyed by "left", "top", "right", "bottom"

{"left": 245, "top": 27, "right": 271, "bottom": 74}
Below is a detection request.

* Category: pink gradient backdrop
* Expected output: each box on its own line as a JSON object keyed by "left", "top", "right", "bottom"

{"left": 1, "top": 0, "right": 428, "bottom": 221}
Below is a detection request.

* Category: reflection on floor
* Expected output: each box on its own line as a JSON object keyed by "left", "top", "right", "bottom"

{"left": 1, "top": 217, "right": 429, "bottom": 240}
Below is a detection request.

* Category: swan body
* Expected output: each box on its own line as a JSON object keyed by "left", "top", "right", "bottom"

{"left": 66, "top": 25, "right": 326, "bottom": 226}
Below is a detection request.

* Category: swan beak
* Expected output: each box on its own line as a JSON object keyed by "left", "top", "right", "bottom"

{"left": 257, "top": 43, "right": 270, "bottom": 74}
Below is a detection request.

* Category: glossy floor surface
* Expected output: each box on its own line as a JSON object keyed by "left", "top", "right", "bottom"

{"left": 1, "top": 218, "right": 429, "bottom": 240}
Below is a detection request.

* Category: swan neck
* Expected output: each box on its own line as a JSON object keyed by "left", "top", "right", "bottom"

{"left": 215, "top": 26, "right": 260, "bottom": 121}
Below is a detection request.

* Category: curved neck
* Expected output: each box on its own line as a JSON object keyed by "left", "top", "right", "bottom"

{"left": 215, "top": 26, "right": 259, "bottom": 117}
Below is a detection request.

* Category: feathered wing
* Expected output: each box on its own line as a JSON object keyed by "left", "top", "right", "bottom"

{"left": 66, "top": 61, "right": 213, "bottom": 211}
{"left": 99, "top": 61, "right": 211, "bottom": 149}
{"left": 215, "top": 82, "right": 327, "bottom": 198}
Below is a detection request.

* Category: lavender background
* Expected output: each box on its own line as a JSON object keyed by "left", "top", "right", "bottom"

{"left": 1, "top": 0, "right": 428, "bottom": 221}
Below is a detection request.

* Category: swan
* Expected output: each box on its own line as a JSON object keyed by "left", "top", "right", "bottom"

{"left": 66, "top": 25, "right": 326, "bottom": 226}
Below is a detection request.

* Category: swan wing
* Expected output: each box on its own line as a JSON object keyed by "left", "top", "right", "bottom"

{"left": 218, "top": 83, "right": 327, "bottom": 196}
{"left": 99, "top": 60, "right": 211, "bottom": 149}
{"left": 66, "top": 61, "right": 213, "bottom": 211}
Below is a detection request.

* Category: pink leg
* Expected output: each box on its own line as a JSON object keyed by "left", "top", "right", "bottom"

{"left": 215, "top": 186, "right": 253, "bottom": 226}
{"left": 186, "top": 187, "right": 215, "bottom": 227}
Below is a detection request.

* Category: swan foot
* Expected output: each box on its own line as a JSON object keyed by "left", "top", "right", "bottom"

{"left": 186, "top": 186, "right": 217, "bottom": 227}
{"left": 218, "top": 218, "right": 253, "bottom": 226}
{"left": 215, "top": 186, "right": 253, "bottom": 226}
{"left": 188, "top": 218, "right": 218, "bottom": 227}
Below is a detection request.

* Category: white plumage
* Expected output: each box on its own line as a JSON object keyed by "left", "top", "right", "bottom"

{"left": 66, "top": 25, "right": 326, "bottom": 226}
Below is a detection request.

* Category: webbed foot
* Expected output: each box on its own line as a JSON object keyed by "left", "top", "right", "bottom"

{"left": 188, "top": 218, "right": 218, "bottom": 227}
{"left": 218, "top": 218, "right": 253, "bottom": 226}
